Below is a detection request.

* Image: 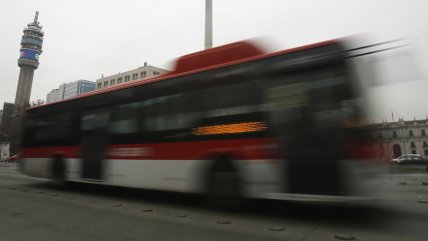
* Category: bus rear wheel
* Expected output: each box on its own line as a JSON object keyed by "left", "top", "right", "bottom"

{"left": 206, "top": 159, "right": 242, "bottom": 210}
{"left": 51, "top": 156, "right": 67, "bottom": 189}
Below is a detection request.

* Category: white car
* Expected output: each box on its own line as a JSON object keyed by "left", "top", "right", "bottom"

{"left": 391, "top": 154, "right": 426, "bottom": 164}
{"left": 390, "top": 154, "right": 428, "bottom": 173}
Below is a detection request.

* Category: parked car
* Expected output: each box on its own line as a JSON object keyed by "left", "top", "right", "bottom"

{"left": 390, "top": 154, "right": 428, "bottom": 173}
{"left": 5, "top": 155, "right": 18, "bottom": 163}
{"left": 391, "top": 154, "right": 428, "bottom": 164}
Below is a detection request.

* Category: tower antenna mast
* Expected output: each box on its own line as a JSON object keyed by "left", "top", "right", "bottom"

{"left": 205, "top": 0, "right": 213, "bottom": 49}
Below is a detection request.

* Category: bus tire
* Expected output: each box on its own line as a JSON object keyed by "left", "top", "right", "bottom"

{"left": 206, "top": 157, "right": 242, "bottom": 210}
{"left": 51, "top": 155, "right": 67, "bottom": 189}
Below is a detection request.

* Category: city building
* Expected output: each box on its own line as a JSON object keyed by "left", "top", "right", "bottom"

{"left": 0, "top": 103, "right": 15, "bottom": 132}
{"left": 95, "top": 62, "right": 169, "bottom": 90}
{"left": 46, "top": 80, "right": 95, "bottom": 103}
{"left": 15, "top": 11, "right": 44, "bottom": 109}
{"left": 63, "top": 80, "right": 95, "bottom": 99}
{"left": 46, "top": 84, "right": 65, "bottom": 103}
{"left": 367, "top": 117, "right": 428, "bottom": 160}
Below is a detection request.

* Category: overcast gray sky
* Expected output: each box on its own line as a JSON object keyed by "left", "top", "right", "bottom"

{"left": 1, "top": 0, "right": 427, "bottom": 122}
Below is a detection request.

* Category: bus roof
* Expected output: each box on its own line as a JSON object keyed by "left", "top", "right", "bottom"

{"left": 28, "top": 38, "right": 338, "bottom": 111}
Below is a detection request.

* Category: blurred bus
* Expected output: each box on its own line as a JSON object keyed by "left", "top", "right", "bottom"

{"left": 19, "top": 39, "right": 375, "bottom": 206}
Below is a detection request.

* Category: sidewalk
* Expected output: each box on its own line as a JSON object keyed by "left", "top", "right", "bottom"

{"left": 0, "top": 162, "right": 21, "bottom": 175}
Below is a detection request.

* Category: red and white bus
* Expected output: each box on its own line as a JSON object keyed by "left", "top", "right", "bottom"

{"left": 19, "top": 39, "right": 375, "bottom": 204}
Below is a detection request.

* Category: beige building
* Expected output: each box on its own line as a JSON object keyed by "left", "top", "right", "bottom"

{"left": 367, "top": 118, "right": 428, "bottom": 160}
{"left": 95, "top": 62, "right": 169, "bottom": 90}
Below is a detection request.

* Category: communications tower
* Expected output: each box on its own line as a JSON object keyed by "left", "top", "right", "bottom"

{"left": 15, "top": 11, "right": 44, "bottom": 109}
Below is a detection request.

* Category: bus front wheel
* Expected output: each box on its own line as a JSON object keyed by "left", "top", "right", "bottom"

{"left": 206, "top": 158, "right": 242, "bottom": 210}
{"left": 51, "top": 156, "right": 67, "bottom": 189}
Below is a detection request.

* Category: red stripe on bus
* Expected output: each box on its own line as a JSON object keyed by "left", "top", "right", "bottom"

{"left": 20, "top": 137, "right": 281, "bottom": 160}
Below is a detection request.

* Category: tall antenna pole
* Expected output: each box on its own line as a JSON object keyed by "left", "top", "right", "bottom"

{"left": 205, "top": 0, "right": 213, "bottom": 49}
{"left": 34, "top": 11, "right": 39, "bottom": 23}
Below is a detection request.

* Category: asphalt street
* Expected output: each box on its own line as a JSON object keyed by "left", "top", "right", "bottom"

{"left": 1, "top": 163, "right": 428, "bottom": 241}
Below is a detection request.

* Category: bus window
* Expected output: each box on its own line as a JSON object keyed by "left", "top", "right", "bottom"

{"left": 266, "top": 81, "right": 308, "bottom": 125}
{"left": 199, "top": 80, "right": 261, "bottom": 118}
{"left": 265, "top": 64, "right": 354, "bottom": 124}
{"left": 81, "top": 112, "right": 109, "bottom": 131}
{"left": 110, "top": 104, "right": 139, "bottom": 134}
{"left": 24, "top": 112, "right": 76, "bottom": 147}
{"left": 139, "top": 94, "right": 185, "bottom": 132}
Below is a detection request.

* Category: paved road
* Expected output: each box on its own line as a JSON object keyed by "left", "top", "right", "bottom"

{"left": 1, "top": 163, "right": 428, "bottom": 241}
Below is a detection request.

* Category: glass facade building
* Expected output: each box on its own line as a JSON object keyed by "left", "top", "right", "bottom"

{"left": 46, "top": 80, "right": 95, "bottom": 103}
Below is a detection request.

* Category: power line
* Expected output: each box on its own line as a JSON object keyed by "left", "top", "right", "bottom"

{"left": 347, "top": 44, "right": 408, "bottom": 58}
{"left": 345, "top": 38, "right": 406, "bottom": 53}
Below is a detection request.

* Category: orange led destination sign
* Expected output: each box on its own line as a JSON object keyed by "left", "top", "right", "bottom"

{"left": 193, "top": 121, "right": 268, "bottom": 136}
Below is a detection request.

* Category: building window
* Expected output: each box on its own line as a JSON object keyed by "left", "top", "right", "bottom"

{"left": 110, "top": 79, "right": 115, "bottom": 85}
{"left": 393, "top": 131, "right": 397, "bottom": 138}
{"left": 117, "top": 77, "right": 122, "bottom": 84}
{"left": 410, "top": 141, "right": 416, "bottom": 148}
{"left": 133, "top": 73, "right": 138, "bottom": 80}
{"left": 425, "top": 149, "right": 428, "bottom": 156}
{"left": 422, "top": 130, "right": 426, "bottom": 136}
{"left": 423, "top": 141, "right": 428, "bottom": 147}
{"left": 409, "top": 130, "right": 414, "bottom": 137}
{"left": 97, "top": 83, "right": 102, "bottom": 89}
{"left": 411, "top": 150, "right": 417, "bottom": 154}
{"left": 141, "top": 71, "right": 146, "bottom": 78}
{"left": 103, "top": 81, "right": 108, "bottom": 87}
{"left": 125, "top": 75, "right": 130, "bottom": 82}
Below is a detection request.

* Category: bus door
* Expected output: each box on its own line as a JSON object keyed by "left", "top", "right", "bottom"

{"left": 80, "top": 110, "right": 110, "bottom": 180}
{"left": 266, "top": 64, "right": 352, "bottom": 195}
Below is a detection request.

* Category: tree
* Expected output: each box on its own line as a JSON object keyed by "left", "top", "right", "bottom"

{"left": 31, "top": 99, "right": 45, "bottom": 107}
{"left": 7, "top": 106, "right": 25, "bottom": 155}
{"left": 6, "top": 100, "right": 44, "bottom": 155}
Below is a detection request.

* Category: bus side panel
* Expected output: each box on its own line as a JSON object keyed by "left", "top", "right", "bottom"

{"left": 102, "top": 158, "right": 284, "bottom": 196}
{"left": 105, "top": 159, "right": 209, "bottom": 193}
{"left": 238, "top": 160, "right": 284, "bottom": 198}
{"left": 65, "top": 158, "right": 82, "bottom": 180}
{"left": 20, "top": 158, "right": 51, "bottom": 178}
